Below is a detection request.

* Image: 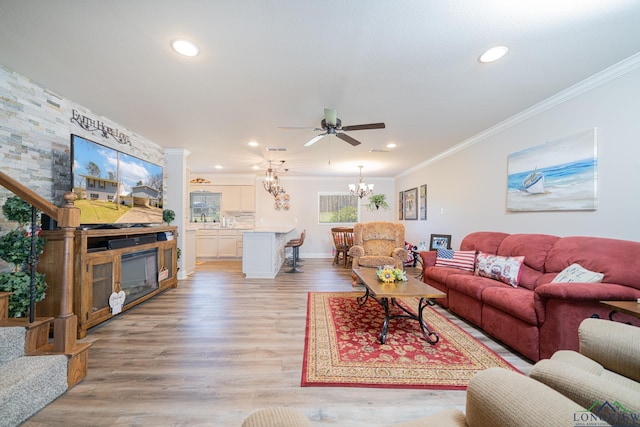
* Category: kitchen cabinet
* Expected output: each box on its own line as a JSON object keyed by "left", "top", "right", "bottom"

{"left": 196, "top": 230, "right": 218, "bottom": 257}
{"left": 196, "top": 229, "right": 243, "bottom": 258}
{"left": 218, "top": 230, "right": 238, "bottom": 257}
{"left": 239, "top": 186, "right": 255, "bottom": 211}
{"left": 220, "top": 185, "right": 255, "bottom": 211}
{"left": 190, "top": 185, "right": 255, "bottom": 214}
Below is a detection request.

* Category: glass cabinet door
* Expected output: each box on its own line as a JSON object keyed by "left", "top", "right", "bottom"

{"left": 190, "top": 191, "right": 221, "bottom": 223}
{"left": 89, "top": 256, "right": 114, "bottom": 315}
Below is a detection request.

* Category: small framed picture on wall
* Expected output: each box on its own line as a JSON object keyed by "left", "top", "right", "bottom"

{"left": 398, "top": 191, "right": 403, "bottom": 220}
{"left": 403, "top": 188, "right": 418, "bottom": 220}
{"left": 419, "top": 184, "right": 427, "bottom": 220}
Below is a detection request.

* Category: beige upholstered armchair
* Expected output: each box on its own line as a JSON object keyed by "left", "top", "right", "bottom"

{"left": 348, "top": 222, "right": 407, "bottom": 270}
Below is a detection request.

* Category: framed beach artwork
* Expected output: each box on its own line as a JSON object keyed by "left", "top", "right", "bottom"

{"left": 507, "top": 128, "right": 598, "bottom": 212}
{"left": 398, "top": 191, "right": 403, "bottom": 220}
{"left": 403, "top": 187, "right": 418, "bottom": 220}
{"left": 419, "top": 184, "right": 427, "bottom": 220}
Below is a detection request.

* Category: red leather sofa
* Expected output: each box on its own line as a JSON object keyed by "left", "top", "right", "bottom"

{"left": 420, "top": 231, "right": 640, "bottom": 361}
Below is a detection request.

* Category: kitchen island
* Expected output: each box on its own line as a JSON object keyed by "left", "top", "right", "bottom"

{"left": 242, "top": 227, "right": 295, "bottom": 278}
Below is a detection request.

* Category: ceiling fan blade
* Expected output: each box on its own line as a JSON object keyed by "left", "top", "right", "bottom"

{"left": 303, "top": 134, "right": 326, "bottom": 147}
{"left": 324, "top": 108, "right": 337, "bottom": 127}
{"left": 336, "top": 132, "right": 361, "bottom": 146}
{"left": 279, "top": 126, "right": 324, "bottom": 131}
{"left": 341, "top": 122, "right": 386, "bottom": 131}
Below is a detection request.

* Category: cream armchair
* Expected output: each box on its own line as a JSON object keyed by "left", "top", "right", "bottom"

{"left": 529, "top": 318, "right": 640, "bottom": 426}
{"left": 348, "top": 222, "right": 407, "bottom": 270}
{"left": 242, "top": 368, "right": 588, "bottom": 427}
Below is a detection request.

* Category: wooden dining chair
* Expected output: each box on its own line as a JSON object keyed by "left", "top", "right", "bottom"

{"left": 331, "top": 227, "right": 354, "bottom": 268}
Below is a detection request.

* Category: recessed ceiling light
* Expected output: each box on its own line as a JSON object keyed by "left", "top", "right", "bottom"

{"left": 214, "top": 165, "right": 222, "bottom": 169}
{"left": 171, "top": 39, "right": 200, "bottom": 57}
{"left": 386, "top": 143, "right": 397, "bottom": 149}
{"left": 248, "top": 141, "right": 259, "bottom": 147}
{"left": 479, "top": 46, "right": 509, "bottom": 63}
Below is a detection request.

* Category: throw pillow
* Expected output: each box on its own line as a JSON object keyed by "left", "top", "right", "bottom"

{"left": 475, "top": 252, "right": 524, "bottom": 287}
{"left": 435, "top": 248, "right": 476, "bottom": 271}
{"left": 551, "top": 263, "right": 604, "bottom": 283}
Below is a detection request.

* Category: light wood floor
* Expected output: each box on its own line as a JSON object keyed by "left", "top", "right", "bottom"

{"left": 24, "top": 259, "right": 533, "bottom": 427}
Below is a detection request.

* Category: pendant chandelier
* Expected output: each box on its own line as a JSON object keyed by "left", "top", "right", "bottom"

{"left": 349, "top": 165, "right": 374, "bottom": 198}
{"left": 263, "top": 161, "right": 286, "bottom": 197}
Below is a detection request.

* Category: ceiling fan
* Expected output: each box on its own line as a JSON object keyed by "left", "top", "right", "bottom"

{"left": 281, "top": 108, "right": 385, "bottom": 147}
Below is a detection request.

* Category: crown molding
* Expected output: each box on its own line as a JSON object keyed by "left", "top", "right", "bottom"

{"left": 397, "top": 52, "right": 640, "bottom": 178}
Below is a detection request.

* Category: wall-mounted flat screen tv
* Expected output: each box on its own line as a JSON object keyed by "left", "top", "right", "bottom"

{"left": 71, "top": 134, "right": 164, "bottom": 227}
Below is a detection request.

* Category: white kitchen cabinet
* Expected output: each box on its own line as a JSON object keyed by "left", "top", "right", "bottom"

{"left": 191, "top": 185, "right": 255, "bottom": 213}
{"left": 217, "top": 230, "right": 238, "bottom": 257}
{"left": 196, "top": 229, "right": 243, "bottom": 258}
{"left": 196, "top": 230, "right": 218, "bottom": 258}
{"left": 239, "top": 186, "right": 255, "bottom": 211}
{"left": 221, "top": 186, "right": 241, "bottom": 211}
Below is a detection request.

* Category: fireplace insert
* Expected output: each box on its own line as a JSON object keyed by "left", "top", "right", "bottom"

{"left": 121, "top": 248, "right": 159, "bottom": 305}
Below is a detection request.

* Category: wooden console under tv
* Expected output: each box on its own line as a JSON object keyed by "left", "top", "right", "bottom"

{"left": 37, "top": 226, "right": 178, "bottom": 338}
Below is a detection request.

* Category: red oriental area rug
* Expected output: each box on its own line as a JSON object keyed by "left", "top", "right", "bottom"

{"left": 301, "top": 292, "right": 519, "bottom": 389}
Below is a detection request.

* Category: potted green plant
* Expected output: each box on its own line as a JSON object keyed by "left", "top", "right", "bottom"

{"left": 163, "top": 209, "right": 176, "bottom": 225}
{"left": 0, "top": 196, "right": 47, "bottom": 318}
{"left": 366, "top": 194, "right": 390, "bottom": 211}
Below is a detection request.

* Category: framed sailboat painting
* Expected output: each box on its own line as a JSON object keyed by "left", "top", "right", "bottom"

{"left": 507, "top": 128, "right": 597, "bottom": 212}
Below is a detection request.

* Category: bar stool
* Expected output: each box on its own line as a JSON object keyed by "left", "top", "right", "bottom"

{"left": 286, "top": 229, "right": 306, "bottom": 265}
{"left": 285, "top": 230, "right": 305, "bottom": 273}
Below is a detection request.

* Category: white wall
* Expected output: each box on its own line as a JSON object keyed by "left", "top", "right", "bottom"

{"left": 255, "top": 176, "right": 395, "bottom": 257}
{"left": 396, "top": 57, "right": 640, "bottom": 249}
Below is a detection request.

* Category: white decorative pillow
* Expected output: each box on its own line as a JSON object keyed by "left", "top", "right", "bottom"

{"left": 475, "top": 252, "right": 524, "bottom": 287}
{"left": 551, "top": 263, "right": 604, "bottom": 283}
{"left": 435, "top": 248, "right": 476, "bottom": 272}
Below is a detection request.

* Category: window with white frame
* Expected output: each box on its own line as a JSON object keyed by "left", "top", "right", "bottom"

{"left": 318, "top": 192, "right": 359, "bottom": 224}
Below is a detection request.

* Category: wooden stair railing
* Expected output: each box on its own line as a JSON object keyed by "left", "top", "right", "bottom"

{"left": 0, "top": 171, "right": 89, "bottom": 387}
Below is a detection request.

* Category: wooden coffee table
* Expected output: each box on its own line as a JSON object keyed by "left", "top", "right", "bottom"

{"left": 352, "top": 268, "right": 446, "bottom": 345}
{"left": 600, "top": 300, "right": 640, "bottom": 321}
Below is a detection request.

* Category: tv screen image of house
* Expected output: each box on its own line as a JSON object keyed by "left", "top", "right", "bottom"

{"left": 71, "top": 134, "right": 164, "bottom": 226}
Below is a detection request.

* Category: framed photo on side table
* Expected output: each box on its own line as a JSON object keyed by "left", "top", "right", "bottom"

{"left": 403, "top": 187, "right": 418, "bottom": 220}
{"left": 429, "top": 234, "right": 451, "bottom": 251}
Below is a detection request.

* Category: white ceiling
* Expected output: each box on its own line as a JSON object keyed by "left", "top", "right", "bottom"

{"left": 1, "top": 1, "right": 640, "bottom": 178}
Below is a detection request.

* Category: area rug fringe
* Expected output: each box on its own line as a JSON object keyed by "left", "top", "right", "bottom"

{"left": 301, "top": 291, "right": 519, "bottom": 389}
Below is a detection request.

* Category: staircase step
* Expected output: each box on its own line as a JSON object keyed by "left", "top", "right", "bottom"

{"left": 29, "top": 342, "right": 92, "bottom": 388}
{"left": 0, "top": 327, "right": 25, "bottom": 366}
{"left": 0, "top": 317, "right": 53, "bottom": 353}
{"left": 0, "top": 355, "right": 68, "bottom": 427}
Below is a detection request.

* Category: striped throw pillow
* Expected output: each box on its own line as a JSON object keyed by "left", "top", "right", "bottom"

{"left": 435, "top": 248, "right": 476, "bottom": 271}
